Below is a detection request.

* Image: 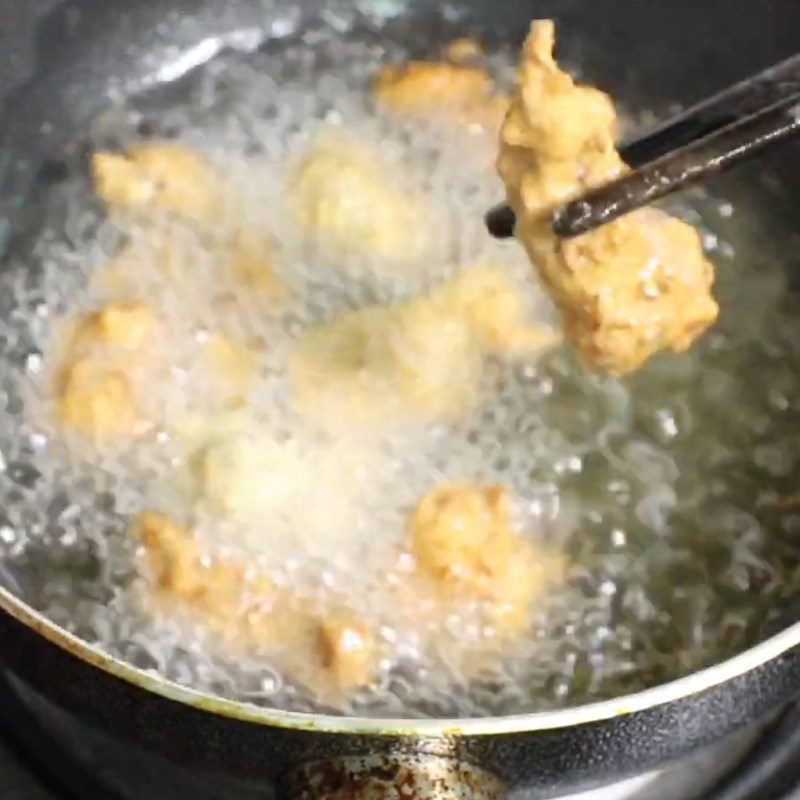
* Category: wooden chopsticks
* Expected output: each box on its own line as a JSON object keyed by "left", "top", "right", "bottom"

{"left": 487, "top": 53, "right": 800, "bottom": 240}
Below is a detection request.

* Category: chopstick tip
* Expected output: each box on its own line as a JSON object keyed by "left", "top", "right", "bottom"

{"left": 485, "top": 204, "right": 516, "bottom": 239}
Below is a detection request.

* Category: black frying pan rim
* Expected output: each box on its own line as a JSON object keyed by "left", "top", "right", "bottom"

{"left": 1, "top": 586, "right": 799, "bottom": 735}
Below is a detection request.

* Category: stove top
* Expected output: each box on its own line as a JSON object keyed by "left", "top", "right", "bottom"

{"left": 0, "top": 744, "right": 56, "bottom": 800}
{"left": 1, "top": 669, "right": 800, "bottom": 800}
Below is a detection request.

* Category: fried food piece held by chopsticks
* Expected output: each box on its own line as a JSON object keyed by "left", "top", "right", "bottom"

{"left": 497, "top": 21, "right": 718, "bottom": 375}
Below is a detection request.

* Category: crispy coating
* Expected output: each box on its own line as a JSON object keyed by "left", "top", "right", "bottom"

{"left": 374, "top": 61, "right": 509, "bottom": 132}
{"left": 289, "top": 268, "right": 554, "bottom": 428}
{"left": 194, "top": 430, "right": 306, "bottom": 521}
{"left": 435, "top": 266, "right": 561, "bottom": 353}
{"left": 409, "top": 484, "right": 558, "bottom": 637}
{"left": 71, "top": 303, "right": 159, "bottom": 352}
{"left": 316, "top": 613, "right": 377, "bottom": 692}
{"left": 92, "top": 228, "right": 282, "bottom": 305}
{"left": 289, "top": 296, "right": 480, "bottom": 428}
{"left": 57, "top": 303, "right": 159, "bottom": 441}
{"left": 175, "top": 410, "right": 376, "bottom": 558}
{"left": 92, "top": 140, "right": 282, "bottom": 297}
{"left": 135, "top": 512, "right": 283, "bottom": 646}
{"left": 92, "top": 142, "right": 221, "bottom": 222}
{"left": 443, "top": 37, "right": 486, "bottom": 64}
{"left": 58, "top": 359, "right": 143, "bottom": 439}
{"left": 497, "top": 21, "right": 718, "bottom": 375}
{"left": 136, "top": 512, "right": 249, "bottom": 605}
{"left": 289, "top": 138, "right": 429, "bottom": 262}
{"left": 135, "top": 512, "right": 378, "bottom": 694}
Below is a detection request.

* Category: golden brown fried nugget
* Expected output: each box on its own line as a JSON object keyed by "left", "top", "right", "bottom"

{"left": 497, "top": 21, "right": 718, "bottom": 375}
{"left": 289, "top": 137, "right": 430, "bottom": 262}
{"left": 57, "top": 303, "right": 159, "bottom": 441}
{"left": 374, "top": 61, "right": 509, "bottom": 132}
{"left": 289, "top": 268, "right": 556, "bottom": 428}
{"left": 93, "top": 142, "right": 221, "bottom": 222}
{"left": 135, "top": 512, "right": 379, "bottom": 695}
{"left": 409, "top": 484, "right": 558, "bottom": 637}
{"left": 58, "top": 359, "right": 143, "bottom": 439}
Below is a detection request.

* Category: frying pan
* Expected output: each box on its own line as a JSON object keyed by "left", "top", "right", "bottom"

{"left": 2, "top": 0, "right": 800, "bottom": 797}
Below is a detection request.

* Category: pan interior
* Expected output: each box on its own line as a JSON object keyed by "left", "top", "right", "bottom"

{"left": 1, "top": 0, "right": 800, "bottom": 720}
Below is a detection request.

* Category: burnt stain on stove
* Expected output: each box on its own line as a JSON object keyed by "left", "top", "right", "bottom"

{"left": 285, "top": 754, "right": 507, "bottom": 800}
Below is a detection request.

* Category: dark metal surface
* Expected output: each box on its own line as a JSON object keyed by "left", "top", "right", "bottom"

{"left": 0, "top": 0, "right": 60, "bottom": 93}
{"left": 619, "top": 54, "right": 800, "bottom": 167}
{"left": 486, "top": 205, "right": 517, "bottom": 240}
{"left": 0, "top": 657, "right": 793, "bottom": 800}
{"left": 3, "top": 609, "right": 800, "bottom": 798}
{"left": 705, "top": 705, "right": 800, "bottom": 800}
{"left": 2, "top": 0, "right": 800, "bottom": 797}
{"left": 553, "top": 98, "right": 800, "bottom": 237}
